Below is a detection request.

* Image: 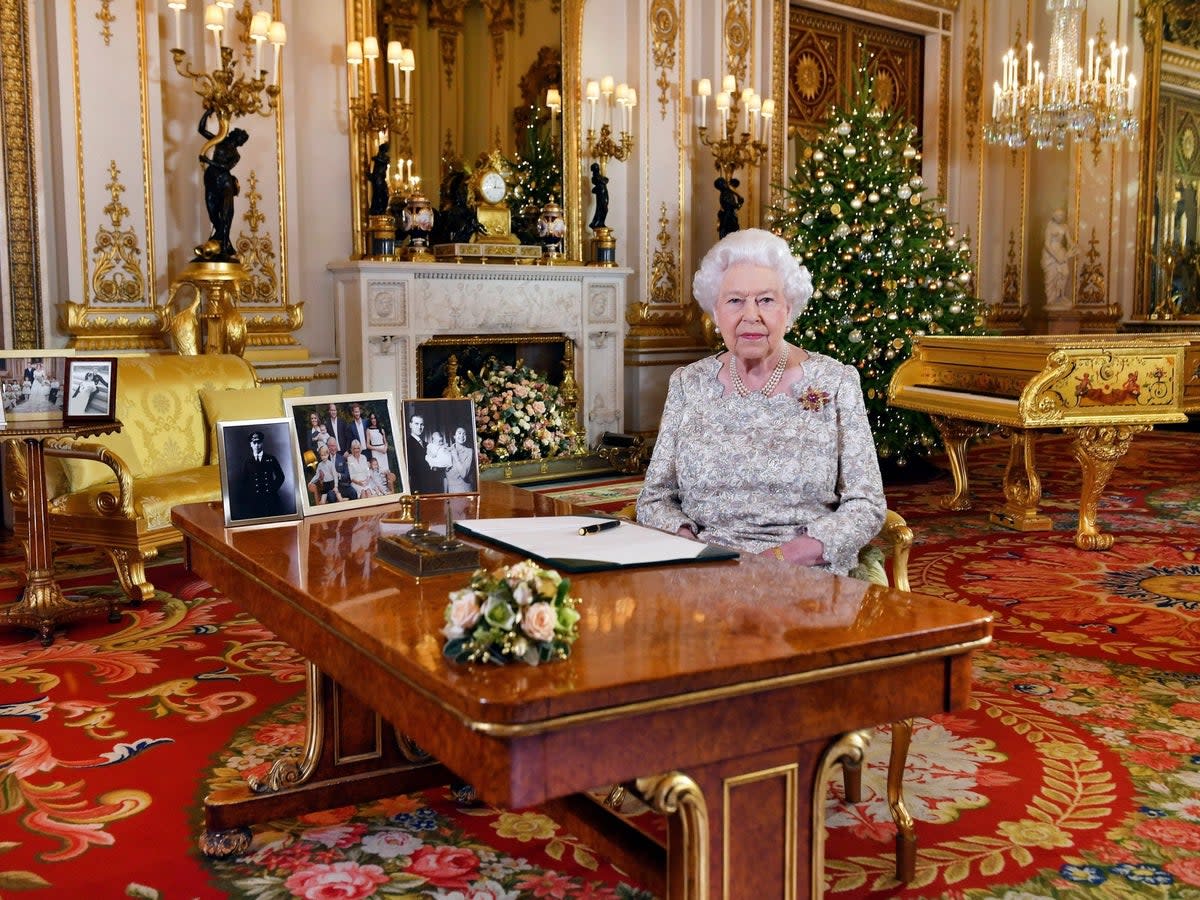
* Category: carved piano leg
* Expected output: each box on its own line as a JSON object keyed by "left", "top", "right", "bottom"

{"left": 990, "top": 427, "right": 1052, "bottom": 532}
{"left": 931, "top": 416, "right": 987, "bottom": 511}
{"left": 1068, "top": 424, "right": 1150, "bottom": 551}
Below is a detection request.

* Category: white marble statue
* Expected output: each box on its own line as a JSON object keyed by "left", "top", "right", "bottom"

{"left": 1041, "top": 208, "right": 1077, "bottom": 310}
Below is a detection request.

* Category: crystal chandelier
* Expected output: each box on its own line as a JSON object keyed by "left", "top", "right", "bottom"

{"left": 984, "top": 0, "right": 1138, "bottom": 150}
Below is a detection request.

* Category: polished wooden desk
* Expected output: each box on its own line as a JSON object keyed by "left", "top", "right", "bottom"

{"left": 173, "top": 485, "right": 991, "bottom": 899}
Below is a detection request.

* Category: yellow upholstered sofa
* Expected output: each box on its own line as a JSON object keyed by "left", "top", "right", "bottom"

{"left": 4, "top": 354, "right": 279, "bottom": 604}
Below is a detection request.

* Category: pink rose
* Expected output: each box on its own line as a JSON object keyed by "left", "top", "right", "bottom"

{"left": 406, "top": 845, "right": 480, "bottom": 888}
{"left": 522, "top": 602, "right": 557, "bottom": 642}
{"left": 447, "top": 590, "right": 482, "bottom": 632}
{"left": 283, "top": 861, "right": 388, "bottom": 899}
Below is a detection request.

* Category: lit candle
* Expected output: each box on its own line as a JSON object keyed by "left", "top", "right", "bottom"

{"left": 716, "top": 90, "right": 730, "bottom": 131}
{"left": 406, "top": 158, "right": 413, "bottom": 182}
{"left": 627, "top": 88, "right": 636, "bottom": 134}
{"left": 760, "top": 97, "right": 774, "bottom": 140}
{"left": 347, "top": 41, "right": 362, "bottom": 99}
{"left": 388, "top": 41, "right": 402, "bottom": 97}
{"left": 992, "top": 81, "right": 1000, "bottom": 118}
{"left": 697, "top": 77, "right": 711, "bottom": 128}
{"left": 1120, "top": 45, "right": 1128, "bottom": 84}
{"left": 1110, "top": 41, "right": 1118, "bottom": 84}
{"left": 204, "top": 4, "right": 223, "bottom": 64}
{"left": 1026, "top": 42, "right": 1033, "bottom": 85}
{"left": 401, "top": 48, "right": 414, "bottom": 104}
{"left": 1087, "top": 38, "right": 1095, "bottom": 83}
{"left": 741, "top": 87, "right": 754, "bottom": 133}
{"left": 586, "top": 80, "right": 599, "bottom": 131}
{"left": 546, "top": 87, "right": 561, "bottom": 137}
{"left": 1128, "top": 74, "right": 1137, "bottom": 112}
{"left": 722, "top": 74, "right": 736, "bottom": 94}
{"left": 268, "top": 20, "right": 286, "bottom": 87}
{"left": 168, "top": 0, "right": 186, "bottom": 50}
{"left": 249, "top": 11, "right": 270, "bottom": 74}
{"left": 363, "top": 36, "right": 379, "bottom": 95}
{"left": 748, "top": 92, "right": 761, "bottom": 139}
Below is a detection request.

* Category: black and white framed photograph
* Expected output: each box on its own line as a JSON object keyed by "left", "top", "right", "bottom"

{"left": 402, "top": 397, "right": 480, "bottom": 496}
{"left": 216, "top": 418, "right": 302, "bottom": 527}
{"left": 62, "top": 357, "right": 117, "bottom": 424}
{"left": 284, "top": 392, "right": 407, "bottom": 516}
{"left": 0, "top": 350, "right": 74, "bottom": 422}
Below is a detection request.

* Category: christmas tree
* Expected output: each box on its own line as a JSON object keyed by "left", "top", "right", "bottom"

{"left": 771, "top": 69, "right": 985, "bottom": 466}
{"left": 508, "top": 105, "right": 563, "bottom": 244}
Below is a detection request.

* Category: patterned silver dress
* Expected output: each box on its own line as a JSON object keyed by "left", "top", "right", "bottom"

{"left": 636, "top": 352, "right": 886, "bottom": 575}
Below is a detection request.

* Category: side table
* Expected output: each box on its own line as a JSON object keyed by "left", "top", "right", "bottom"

{"left": 2, "top": 417, "right": 122, "bottom": 645}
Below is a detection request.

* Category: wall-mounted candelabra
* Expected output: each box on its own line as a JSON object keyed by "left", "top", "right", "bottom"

{"left": 694, "top": 75, "right": 774, "bottom": 237}
{"left": 346, "top": 34, "right": 416, "bottom": 260}
{"left": 162, "top": 0, "right": 285, "bottom": 356}
{"left": 584, "top": 76, "right": 636, "bottom": 266}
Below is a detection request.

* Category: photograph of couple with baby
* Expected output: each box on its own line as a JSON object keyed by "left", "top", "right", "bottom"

{"left": 401, "top": 398, "right": 479, "bottom": 496}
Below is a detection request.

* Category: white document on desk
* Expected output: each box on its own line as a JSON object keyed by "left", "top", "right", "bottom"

{"left": 455, "top": 516, "right": 740, "bottom": 572}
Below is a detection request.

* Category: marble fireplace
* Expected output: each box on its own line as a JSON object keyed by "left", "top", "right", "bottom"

{"left": 328, "top": 260, "right": 632, "bottom": 444}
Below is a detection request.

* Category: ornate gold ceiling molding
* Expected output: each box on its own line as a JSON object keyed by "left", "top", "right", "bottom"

{"left": 0, "top": 0, "right": 42, "bottom": 347}
{"left": 815, "top": 0, "right": 942, "bottom": 30}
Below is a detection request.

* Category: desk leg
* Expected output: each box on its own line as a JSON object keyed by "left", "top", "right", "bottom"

{"left": 2, "top": 437, "right": 118, "bottom": 645}
{"left": 201, "top": 661, "right": 450, "bottom": 857}
{"left": 990, "top": 427, "right": 1053, "bottom": 532}
{"left": 1068, "top": 424, "right": 1149, "bottom": 551}
{"left": 631, "top": 741, "right": 828, "bottom": 900}
{"left": 931, "top": 417, "right": 987, "bottom": 511}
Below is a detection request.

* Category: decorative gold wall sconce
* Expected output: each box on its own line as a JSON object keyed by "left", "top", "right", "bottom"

{"left": 584, "top": 76, "right": 636, "bottom": 266}
{"left": 694, "top": 74, "right": 774, "bottom": 238}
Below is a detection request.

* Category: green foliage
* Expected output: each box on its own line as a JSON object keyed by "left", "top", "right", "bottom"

{"left": 771, "top": 69, "right": 986, "bottom": 465}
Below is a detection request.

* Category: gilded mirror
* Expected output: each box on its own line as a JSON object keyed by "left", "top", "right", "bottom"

{"left": 1135, "top": 1, "right": 1200, "bottom": 318}
{"left": 351, "top": 0, "right": 582, "bottom": 259}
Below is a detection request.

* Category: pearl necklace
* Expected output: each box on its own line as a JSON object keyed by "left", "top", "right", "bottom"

{"left": 729, "top": 347, "right": 789, "bottom": 398}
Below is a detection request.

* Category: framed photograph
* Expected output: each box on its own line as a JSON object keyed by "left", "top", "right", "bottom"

{"left": 401, "top": 397, "right": 480, "bottom": 496}
{"left": 284, "top": 392, "right": 407, "bottom": 516}
{"left": 0, "top": 350, "right": 74, "bottom": 421}
{"left": 62, "top": 357, "right": 117, "bottom": 424}
{"left": 216, "top": 418, "right": 302, "bottom": 527}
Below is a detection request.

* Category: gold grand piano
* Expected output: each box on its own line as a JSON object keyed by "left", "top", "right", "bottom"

{"left": 888, "top": 334, "right": 1191, "bottom": 551}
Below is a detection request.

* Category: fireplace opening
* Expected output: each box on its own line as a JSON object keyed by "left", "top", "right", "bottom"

{"left": 417, "top": 333, "right": 570, "bottom": 398}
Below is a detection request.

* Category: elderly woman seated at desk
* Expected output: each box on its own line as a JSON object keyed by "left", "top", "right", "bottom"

{"left": 637, "top": 228, "right": 886, "bottom": 575}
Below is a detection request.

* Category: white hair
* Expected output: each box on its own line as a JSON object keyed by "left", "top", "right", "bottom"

{"left": 692, "top": 229, "right": 813, "bottom": 325}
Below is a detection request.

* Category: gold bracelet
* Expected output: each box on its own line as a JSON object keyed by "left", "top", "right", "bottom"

{"left": 773, "top": 547, "right": 785, "bottom": 561}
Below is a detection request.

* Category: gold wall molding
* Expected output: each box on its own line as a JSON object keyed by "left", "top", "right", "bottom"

{"left": 96, "top": 0, "right": 116, "bottom": 46}
{"left": 650, "top": 0, "right": 677, "bottom": 119}
{"left": 964, "top": 6, "right": 981, "bottom": 159}
{"left": 91, "top": 160, "right": 145, "bottom": 304}
{"left": 236, "top": 171, "right": 278, "bottom": 303}
{"left": 725, "top": 0, "right": 751, "bottom": 86}
{"left": 1, "top": 0, "right": 43, "bottom": 347}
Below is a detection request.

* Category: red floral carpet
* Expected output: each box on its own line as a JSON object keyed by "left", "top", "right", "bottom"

{"left": 3, "top": 432, "right": 1200, "bottom": 898}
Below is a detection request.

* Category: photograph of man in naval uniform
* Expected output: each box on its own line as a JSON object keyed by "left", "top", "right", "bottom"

{"left": 217, "top": 418, "right": 300, "bottom": 527}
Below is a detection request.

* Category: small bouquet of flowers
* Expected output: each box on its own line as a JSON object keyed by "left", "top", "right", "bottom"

{"left": 466, "top": 358, "right": 581, "bottom": 464}
{"left": 442, "top": 560, "right": 582, "bottom": 666}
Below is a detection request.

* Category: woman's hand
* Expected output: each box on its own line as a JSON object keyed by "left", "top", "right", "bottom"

{"left": 764, "top": 535, "right": 826, "bottom": 566}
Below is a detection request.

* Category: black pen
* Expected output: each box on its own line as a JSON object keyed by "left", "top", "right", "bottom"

{"left": 578, "top": 520, "right": 621, "bottom": 535}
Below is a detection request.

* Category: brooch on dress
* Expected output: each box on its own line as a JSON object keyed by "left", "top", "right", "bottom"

{"left": 798, "top": 387, "right": 831, "bottom": 411}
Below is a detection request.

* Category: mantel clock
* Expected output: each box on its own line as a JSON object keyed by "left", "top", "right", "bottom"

{"left": 469, "top": 150, "right": 520, "bottom": 245}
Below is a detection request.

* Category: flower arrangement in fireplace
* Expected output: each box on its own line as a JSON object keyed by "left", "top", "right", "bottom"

{"left": 466, "top": 358, "right": 581, "bottom": 464}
